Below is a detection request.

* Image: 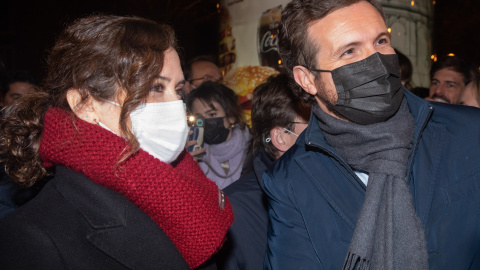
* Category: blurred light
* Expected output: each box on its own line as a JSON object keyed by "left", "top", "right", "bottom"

{"left": 433, "top": 1, "right": 436, "bottom": 5}
{"left": 188, "top": 115, "right": 195, "bottom": 122}
{"left": 387, "top": 28, "right": 392, "bottom": 33}
{"left": 431, "top": 55, "right": 435, "bottom": 60}
{"left": 411, "top": 1, "right": 415, "bottom": 6}
{"left": 448, "top": 53, "right": 455, "bottom": 56}
{"left": 278, "top": 59, "right": 282, "bottom": 65}
{"left": 431, "top": 54, "right": 438, "bottom": 62}
{"left": 270, "top": 34, "right": 274, "bottom": 39}
{"left": 216, "top": 3, "right": 220, "bottom": 8}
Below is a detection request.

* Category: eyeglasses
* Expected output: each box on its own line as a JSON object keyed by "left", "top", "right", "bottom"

{"left": 188, "top": 75, "right": 223, "bottom": 89}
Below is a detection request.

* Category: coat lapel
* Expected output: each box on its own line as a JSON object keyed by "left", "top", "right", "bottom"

{"left": 55, "top": 166, "right": 188, "bottom": 269}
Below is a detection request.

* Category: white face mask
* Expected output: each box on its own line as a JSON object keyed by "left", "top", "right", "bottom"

{"left": 129, "top": 100, "right": 189, "bottom": 164}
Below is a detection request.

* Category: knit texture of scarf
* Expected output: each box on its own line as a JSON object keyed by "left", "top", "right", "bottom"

{"left": 314, "top": 99, "right": 428, "bottom": 270}
{"left": 40, "top": 108, "right": 234, "bottom": 269}
{"left": 199, "top": 125, "right": 251, "bottom": 189}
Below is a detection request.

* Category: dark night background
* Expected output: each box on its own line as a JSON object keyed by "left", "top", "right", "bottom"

{"left": 1, "top": 0, "right": 479, "bottom": 84}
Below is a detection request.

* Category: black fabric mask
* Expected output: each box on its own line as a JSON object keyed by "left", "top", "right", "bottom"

{"left": 313, "top": 53, "right": 404, "bottom": 125}
{"left": 204, "top": 117, "right": 230, "bottom": 145}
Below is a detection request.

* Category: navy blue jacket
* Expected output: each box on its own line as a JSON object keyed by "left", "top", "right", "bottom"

{"left": 262, "top": 90, "right": 480, "bottom": 269}
{"left": 218, "top": 148, "right": 272, "bottom": 270}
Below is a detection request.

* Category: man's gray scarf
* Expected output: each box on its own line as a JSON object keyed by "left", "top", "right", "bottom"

{"left": 313, "top": 99, "right": 428, "bottom": 270}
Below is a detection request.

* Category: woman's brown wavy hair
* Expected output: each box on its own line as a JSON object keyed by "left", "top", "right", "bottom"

{"left": 0, "top": 15, "right": 178, "bottom": 187}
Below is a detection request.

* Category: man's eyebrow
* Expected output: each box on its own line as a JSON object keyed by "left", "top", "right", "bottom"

{"left": 333, "top": 41, "right": 362, "bottom": 57}
{"left": 445, "top": 80, "right": 459, "bottom": 85}
{"left": 333, "top": 31, "right": 391, "bottom": 57}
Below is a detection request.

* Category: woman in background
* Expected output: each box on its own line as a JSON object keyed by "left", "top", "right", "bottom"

{"left": 459, "top": 70, "right": 480, "bottom": 108}
{"left": 0, "top": 15, "right": 232, "bottom": 269}
{"left": 186, "top": 82, "right": 251, "bottom": 189}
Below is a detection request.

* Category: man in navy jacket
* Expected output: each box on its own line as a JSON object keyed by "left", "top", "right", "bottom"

{"left": 218, "top": 74, "right": 310, "bottom": 270}
{"left": 262, "top": 0, "right": 480, "bottom": 269}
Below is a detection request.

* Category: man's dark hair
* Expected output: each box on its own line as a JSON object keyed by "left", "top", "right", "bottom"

{"left": 251, "top": 73, "right": 311, "bottom": 160}
{"left": 184, "top": 55, "right": 218, "bottom": 81}
{"left": 2, "top": 70, "right": 37, "bottom": 98}
{"left": 394, "top": 48, "right": 413, "bottom": 89}
{"left": 278, "top": 0, "right": 385, "bottom": 104}
{"left": 430, "top": 55, "right": 473, "bottom": 85}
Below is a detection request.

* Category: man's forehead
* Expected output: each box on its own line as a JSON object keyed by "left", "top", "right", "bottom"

{"left": 433, "top": 68, "right": 465, "bottom": 83}
{"left": 307, "top": 2, "right": 386, "bottom": 52}
{"left": 192, "top": 61, "right": 221, "bottom": 76}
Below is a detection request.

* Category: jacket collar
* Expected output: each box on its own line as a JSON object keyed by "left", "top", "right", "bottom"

{"left": 253, "top": 147, "right": 274, "bottom": 186}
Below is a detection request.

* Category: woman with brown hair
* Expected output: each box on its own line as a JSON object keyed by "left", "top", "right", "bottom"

{"left": 0, "top": 15, "right": 232, "bottom": 269}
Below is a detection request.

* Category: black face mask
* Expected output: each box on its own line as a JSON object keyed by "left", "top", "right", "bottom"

{"left": 312, "top": 53, "right": 404, "bottom": 125}
{"left": 204, "top": 117, "right": 230, "bottom": 145}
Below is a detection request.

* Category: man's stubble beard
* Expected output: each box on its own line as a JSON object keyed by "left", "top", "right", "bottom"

{"left": 313, "top": 76, "right": 346, "bottom": 120}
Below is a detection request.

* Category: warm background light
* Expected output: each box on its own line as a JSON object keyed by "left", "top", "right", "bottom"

{"left": 448, "top": 53, "right": 455, "bottom": 56}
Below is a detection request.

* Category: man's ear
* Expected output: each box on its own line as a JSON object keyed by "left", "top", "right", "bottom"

{"left": 270, "top": 127, "right": 290, "bottom": 154}
{"left": 66, "top": 89, "right": 97, "bottom": 124}
{"left": 293, "top": 65, "right": 318, "bottom": 95}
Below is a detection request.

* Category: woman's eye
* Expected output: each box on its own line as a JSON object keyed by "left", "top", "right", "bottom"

{"left": 208, "top": 113, "right": 217, "bottom": 117}
{"left": 175, "top": 88, "right": 184, "bottom": 97}
{"left": 151, "top": 84, "right": 164, "bottom": 92}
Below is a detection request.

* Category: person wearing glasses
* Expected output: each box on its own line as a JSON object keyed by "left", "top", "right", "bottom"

{"left": 216, "top": 73, "right": 310, "bottom": 270}
{"left": 184, "top": 55, "right": 223, "bottom": 96}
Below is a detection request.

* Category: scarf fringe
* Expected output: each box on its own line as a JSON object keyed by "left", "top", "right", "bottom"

{"left": 343, "top": 252, "right": 370, "bottom": 270}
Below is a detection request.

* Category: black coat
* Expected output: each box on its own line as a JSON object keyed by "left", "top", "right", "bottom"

{"left": 217, "top": 148, "right": 272, "bottom": 270}
{"left": 0, "top": 166, "right": 190, "bottom": 270}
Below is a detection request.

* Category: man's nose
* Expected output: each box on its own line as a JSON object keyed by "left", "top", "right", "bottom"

{"left": 433, "top": 84, "right": 445, "bottom": 96}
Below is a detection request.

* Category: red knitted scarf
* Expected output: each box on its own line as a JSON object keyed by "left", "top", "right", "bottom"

{"left": 40, "top": 108, "right": 233, "bottom": 269}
